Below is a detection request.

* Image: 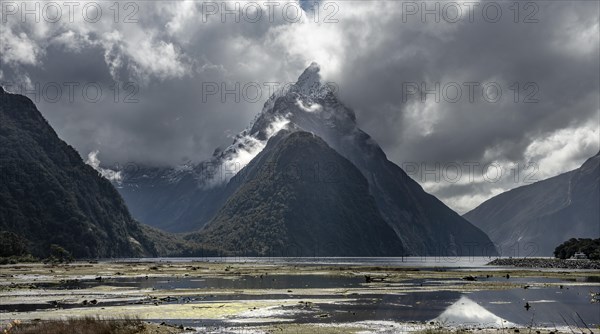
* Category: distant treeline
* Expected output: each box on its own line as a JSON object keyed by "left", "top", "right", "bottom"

{"left": 554, "top": 238, "right": 600, "bottom": 260}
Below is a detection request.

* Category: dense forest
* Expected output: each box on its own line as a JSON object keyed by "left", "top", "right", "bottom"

{"left": 554, "top": 238, "right": 600, "bottom": 260}
{"left": 188, "top": 131, "right": 405, "bottom": 256}
{"left": 0, "top": 88, "right": 158, "bottom": 258}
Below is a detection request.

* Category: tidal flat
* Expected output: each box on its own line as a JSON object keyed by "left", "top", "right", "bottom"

{"left": 0, "top": 260, "right": 599, "bottom": 333}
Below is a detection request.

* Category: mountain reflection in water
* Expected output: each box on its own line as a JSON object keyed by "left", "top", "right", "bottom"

{"left": 434, "top": 296, "right": 514, "bottom": 327}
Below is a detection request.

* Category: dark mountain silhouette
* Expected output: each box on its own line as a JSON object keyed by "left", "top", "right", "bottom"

{"left": 0, "top": 87, "right": 158, "bottom": 258}
{"left": 187, "top": 131, "right": 405, "bottom": 256}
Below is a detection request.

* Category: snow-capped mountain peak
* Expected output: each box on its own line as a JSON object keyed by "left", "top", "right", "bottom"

{"left": 120, "top": 63, "right": 355, "bottom": 189}
{"left": 203, "top": 63, "right": 360, "bottom": 186}
{"left": 116, "top": 65, "right": 499, "bottom": 258}
{"left": 262, "top": 62, "right": 336, "bottom": 114}
{"left": 294, "top": 62, "right": 323, "bottom": 95}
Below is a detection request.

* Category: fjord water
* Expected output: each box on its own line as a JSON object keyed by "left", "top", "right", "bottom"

{"left": 118, "top": 256, "right": 518, "bottom": 268}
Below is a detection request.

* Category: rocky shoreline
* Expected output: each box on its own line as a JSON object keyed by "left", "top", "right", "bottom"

{"left": 488, "top": 258, "right": 600, "bottom": 269}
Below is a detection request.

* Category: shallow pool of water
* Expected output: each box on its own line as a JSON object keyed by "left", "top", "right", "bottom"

{"left": 3, "top": 272, "right": 598, "bottom": 327}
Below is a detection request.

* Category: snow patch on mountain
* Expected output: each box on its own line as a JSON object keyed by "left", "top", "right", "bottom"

{"left": 261, "top": 62, "right": 334, "bottom": 113}
{"left": 122, "top": 62, "right": 341, "bottom": 189}
{"left": 204, "top": 114, "right": 291, "bottom": 187}
{"left": 296, "top": 98, "right": 322, "bottom": 113}
{"left": 86, "top": 150, "right": 123, "bottom": 183}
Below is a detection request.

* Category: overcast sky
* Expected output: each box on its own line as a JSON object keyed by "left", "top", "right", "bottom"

{"left": 1, "top": 0, "right": 599, "bottom": 213}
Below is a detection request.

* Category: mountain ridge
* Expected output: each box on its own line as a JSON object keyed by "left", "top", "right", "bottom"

{"left": 187, "top": 130, "right": 405, "bottom": 256}
{"left": 464, "top": 152, "right": 600, "bottom": 256}
{"left": 118, "top": 63, "right": 497, "bottom": 256}
{"left": 0, "top": 88, "right": 158, "bottom": 258}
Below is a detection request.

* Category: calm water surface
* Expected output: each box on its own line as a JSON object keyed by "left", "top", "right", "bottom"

{"left": 2, "top": 257, "right": 598, "bottom": 330}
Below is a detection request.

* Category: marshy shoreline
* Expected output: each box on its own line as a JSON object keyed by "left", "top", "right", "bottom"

{"left": 1, "top": 260, "right": 599, "bottom": 333}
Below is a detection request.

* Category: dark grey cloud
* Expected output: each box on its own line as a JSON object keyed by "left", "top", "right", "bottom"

{"left": 1, "top": 0, "right": 598, "bottom": 212}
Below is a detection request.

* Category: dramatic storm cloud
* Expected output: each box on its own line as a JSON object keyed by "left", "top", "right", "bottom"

{"left": 1, "top": 0, "right": 598, "bottom": 213}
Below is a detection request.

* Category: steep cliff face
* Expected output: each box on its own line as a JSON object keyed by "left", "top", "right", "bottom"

{"left": 0, "top": 87, "right": 157, "bottom": 258}
{"left": 464, "top": 152, "right": 600, "bottom": 256}
{"left": 187, "top": 131, "right": 405, "bottom": 256}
